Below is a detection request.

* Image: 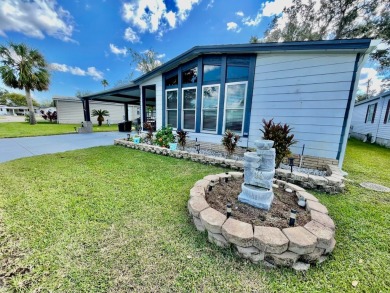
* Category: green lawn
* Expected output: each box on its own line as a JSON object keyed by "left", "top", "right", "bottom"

{"left": 0, "top": 139, "right": 388, "bottom": 292}
{"left": 0, "top": 121, "right": 117, "bottom": 138}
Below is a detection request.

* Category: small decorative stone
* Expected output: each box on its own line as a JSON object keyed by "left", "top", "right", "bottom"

{"left": 200, "top": 208, "right": 227, "bottom": 234}
{"left": 222, "top": 218, "right": 253, "bottom": 247}
{"left": 253, "top": 226, "right": 289, "bottom": 254}
{"left": 208, "top": 231, "right": 229, "bottom": 248}
{"left": 306, "top": 200, "right": 329, "bottom": 214}
{"left": 236, "top": 245, "right": 265, "bottom": 263}
{"left": 292, "top": 261, "right": 310, "bottom": 271}
{"left": 311, "top": 210, "right": 335, "bottom": 230}
{"left": 284, "top": 182, "right": 305, "bottom": 192}
{"left": 193, "top": 216, "right": 205, "bottom": 232}
{"left": 188, "top": 196, "right": 209, "bottom": 217}
{"left": 304, "top": 221, "right": 334, "bottom": 249}
{"left": 283, "top": 226, "right": 317, "bottom": 255}
{"left": 272, "top": 183, "right": 279, "bottom": 189}
{"left": 265, "top": 251, "right": 299, "bottom": 267}
{"left": 285, "top": 188, "right": 293, "bottom": 193}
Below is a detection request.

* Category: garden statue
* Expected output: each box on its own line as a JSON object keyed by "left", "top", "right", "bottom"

{"left": 238, "top": 139, "right": 275, "bottom": 210}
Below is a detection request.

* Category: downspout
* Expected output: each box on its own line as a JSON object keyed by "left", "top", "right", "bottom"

{"left": 338, "top": 39, "right": 380, "bottom": 169}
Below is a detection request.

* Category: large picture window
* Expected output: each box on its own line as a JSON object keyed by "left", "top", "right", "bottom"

{"left": 201, "top": 85, "right": 220, "bottom": 132}
{"left": 182, "top": 87, "right": 196, "bottom": 130}
{"left": 224, "top": 82, "right": 247, "bottom": 134}
{"left": 166, "top": 89, "right": 178, "bottom": 128}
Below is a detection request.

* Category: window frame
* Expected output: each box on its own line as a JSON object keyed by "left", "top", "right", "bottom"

{"left": 201, "top": 84, "right": 220, "bottom": 134}
{"left": 165, "top": 89, "right": 178, "bottom": 129}
{"left": 365, "top": 103, "right": 377, "bottom": 124}
{"left": 223, "top": 81, "right": 248, "bottom": 135}
{"left": 181, "top": 86, "right": 197, "bottom": 131}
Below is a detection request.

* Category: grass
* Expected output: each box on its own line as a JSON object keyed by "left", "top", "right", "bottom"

{"left": 0, "top": 121, "right": 117, "bottom": 138}
{"left": 0, "top": 138, "right": 389, "bottom": 292}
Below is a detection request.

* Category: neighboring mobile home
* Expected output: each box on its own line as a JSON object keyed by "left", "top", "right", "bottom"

{"left": 350, "top": 91, "right": 390, "bottom": 147}
{"left": 54, "top": 96, "right": 139, "bottom": 125}
{"left": 81, "top": 39, "right": 377, "bottom": 167}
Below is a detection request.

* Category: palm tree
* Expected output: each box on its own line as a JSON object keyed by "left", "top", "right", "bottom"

{"left": 101, "top": 79, "right": 109, "bottom": 89}
{"left": 0, "top": 43, "right": 50, "bottom": 125}
{"left": 91, "top": 109, "right": 109, "bottom": 126}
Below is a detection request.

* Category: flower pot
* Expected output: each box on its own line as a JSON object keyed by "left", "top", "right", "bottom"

{"left": 169, "top": 143, "right": 177, "bottom": 150}
{"left": 133, "top": 137, "right": 140, "bottom": 144}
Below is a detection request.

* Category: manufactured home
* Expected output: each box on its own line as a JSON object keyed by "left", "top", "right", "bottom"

{"left": 350, "top": 91, "right": 390, "bottom": 147}
{"left": 81, "top": 39, "right": 377, "bottom": 167}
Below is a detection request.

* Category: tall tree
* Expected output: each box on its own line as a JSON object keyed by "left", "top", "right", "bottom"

{"left": 129, "top": 48, "right": 163, "bottom": 74}
{"left": 0, "top": 92, "right": 39, "bottom": 107}
{"left": 101, "top": 79, "right": 109, "bottom": 89}
{"left": 0, "top": 43, "right": 50, "bottom": 125}
{"left": 263, "top": 0, "right": 389, "bottom": 82}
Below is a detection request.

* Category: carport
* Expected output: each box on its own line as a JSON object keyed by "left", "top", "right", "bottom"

{"left": 80, "top": 82, "right": 156, "bottom": 130}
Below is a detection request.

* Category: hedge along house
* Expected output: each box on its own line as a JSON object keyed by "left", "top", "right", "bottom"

{"left": 350, "top": 90, "right": 390, "bottom": 147}
{"left": 81, "top": 39, "right": 377, "bottom": 168}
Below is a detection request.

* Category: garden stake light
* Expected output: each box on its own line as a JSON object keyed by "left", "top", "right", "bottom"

{"left": 195, "top": 137, "right": 200, "bottom": 154}
{"left": 127, "top": 133, "right": 131, "bottom": 141}
{"left": 225, "top": 172, "right": 229, "bottom": 183}
{"left": 289, "top": 209, "right": 297, "bottom": 226}
{"left": 288, "top": 157, "right": 295, "bottom": 173}
{"left": 227, "top": 202, "right": 232, "bottom": 218}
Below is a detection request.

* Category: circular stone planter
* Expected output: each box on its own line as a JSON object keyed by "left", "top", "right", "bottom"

{"left": 188, "top": 173, "right": 336, "bottom": 270}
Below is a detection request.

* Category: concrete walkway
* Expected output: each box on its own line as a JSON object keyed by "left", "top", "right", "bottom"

{"left": 0, "top": 132, "right": 126, "bottom": 163}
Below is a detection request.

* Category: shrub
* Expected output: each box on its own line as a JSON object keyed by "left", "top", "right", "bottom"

{"left": 24, "top": 113, "right": 30, "bottom": 123}
{"left": 176, "top": 129, "right": 188, "bottom": 150}
{"left": 143, "top": 122, "right": 154, "bottom": 144}
{"left": 155, "top": 126, "right": 175, "bottom": 148}
{"left": 222, "top": 129, "right": 240, "bottom": 157}
{"left": 91, "top": 109, "right": 109, "bottom": 126}
{"left": 40, "top": 110, "right": 57, "bottom": 123}
{"left": 261, "top": 118, "right": 297, "bottom": 168}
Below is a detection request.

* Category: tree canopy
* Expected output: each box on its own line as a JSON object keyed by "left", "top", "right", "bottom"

{"left": 257, "top": 0, "right": 389, "bottom": 89}
{"left": 0, "top": 42, "right": 50, "bottom": 124}
{"left": 129, "top": 49, "right": 163, "bottom": 74}
{"left": 0, "top": 92, "right": 39, "bottom": 107}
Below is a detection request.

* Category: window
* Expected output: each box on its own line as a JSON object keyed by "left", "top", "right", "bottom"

{"left": 201, "top": 85, "right": 220, "bottom": 132}
{"left": 165, "top": 74, "right": 178, "bottom": 87}
{"left": 182, "top": 88, "right": 196, "bottom": 130}
{"left": 227, "top": 65, "right": 249, "bottom": 80}
{"left": 224, "top": 82, "right": 247, "bottom": 134}
{"left": 384, "top": 100, "right": 390, "bottom": 124}
{"left": 182, "top": 66, "right": 197, "bottom": 84}
{"left": 203, "top": 65, "right": 221, "bottom": 83}
{"left": 365, "top": 103, "right": 377, "bottom": 123}
{"left": 166, "top": 89, "right": 178, "bottom": 128}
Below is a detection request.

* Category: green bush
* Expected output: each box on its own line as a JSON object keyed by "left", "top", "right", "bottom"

{"left": 261, "top": 118, "right": 297, "bottom": 168}
{"left": 222, "top": 129, "right": 240, "bottom": 157}
{"left": 155, "top": 126, "right": 175, "bottom": 148}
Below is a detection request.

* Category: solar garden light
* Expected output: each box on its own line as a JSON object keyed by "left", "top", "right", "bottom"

{"left": 289, "top": 209, "right": 297, "bottom": 226}
{"left": 227, "top": 202, "right": 232, "bottom": 218}
{"left": 195, "top": 137, "right": 201, "bottom": 154}
{"left": 225, "top": 172, "right": 229, "bottom": 183}
{"left": 127, "top": 133, "right": 131, "bottom": 141}
{"left": 288, "top": 157, "right": 295, "bottom": 173}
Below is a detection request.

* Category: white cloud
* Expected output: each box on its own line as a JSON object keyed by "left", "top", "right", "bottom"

{"left": 206, "top": 0, "right": 214, "bottom": 10}
{"left": 0, "top": 0, "right": 75, "bottom": 42}
{"left": 242, "top": 13, "right": 262, "bottom": 26}
{"left": 236, "top": 11, "right": 244, "bottom": 17}
{"left": 121, "top": 0, "right": 200, "bottom": 38}
{"left": 227, "top": 22, "right": 241, "bottom": 33}
{"left": 358, "top": 67, "right": 385, "bottom": 94}
{"left": 49, "top": 63, "right": 104, "bottom": 80}
{"left": 109, "top": 44, "right": 127, "bottom": 56}
{"left": 157, "top": 53, "right": 166, "bottom": 59}
{"left": 262, "top": 0, "right": 293, "bottom": 17}
{"left": 124, "top": 27, "right": 140, "bottom": 43}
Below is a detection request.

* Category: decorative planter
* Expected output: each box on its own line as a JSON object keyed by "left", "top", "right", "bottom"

{"left": 169, "top": 143, "right": 177, "bottom": 151}
{"left": 133, "top": 137, "right": 140, "bottom": 144}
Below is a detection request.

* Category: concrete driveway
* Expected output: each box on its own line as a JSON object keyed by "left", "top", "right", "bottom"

{"left": 0, "top": 132, "right": 126, "bottom": 163}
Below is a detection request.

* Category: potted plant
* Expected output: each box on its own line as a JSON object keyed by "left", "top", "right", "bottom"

{"left": 155, "top": 126, "right": 175, "bottom": 148}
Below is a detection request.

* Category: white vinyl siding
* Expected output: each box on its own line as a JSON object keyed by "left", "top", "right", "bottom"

{"left": 140, "top": 75, "right": 163, "bottom": 129}
{"left": 250, "top": 53, "right": 357, "bottom": 159}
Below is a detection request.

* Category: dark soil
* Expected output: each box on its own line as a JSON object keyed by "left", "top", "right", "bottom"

{"left": 206, "top": 178, "right": 310, "bottom": 229}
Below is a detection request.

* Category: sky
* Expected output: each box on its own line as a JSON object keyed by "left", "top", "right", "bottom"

{"left": 0, "top": 0, "right": 386, "bottom": 104}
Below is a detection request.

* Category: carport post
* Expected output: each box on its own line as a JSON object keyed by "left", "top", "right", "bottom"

{"left": 124, "top": 102, "right": 129, "bottom": 122}
{"left": 83, "top": 99, "right": 91, "bottom": 121}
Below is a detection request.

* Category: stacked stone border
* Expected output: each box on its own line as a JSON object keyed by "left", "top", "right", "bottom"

{"left": 188, "top": 172, "right": 336, "bottom": 271}
{"left": 114, "top": 139, "right": 345, "bottom": 194}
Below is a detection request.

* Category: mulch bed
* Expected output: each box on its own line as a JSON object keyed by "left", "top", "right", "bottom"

{"left": 206, "top": 178, "right": 310, "bottom": 229}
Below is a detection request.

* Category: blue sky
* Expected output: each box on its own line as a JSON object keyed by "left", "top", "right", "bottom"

{"left": 0, "top": 0, "right": 384, "bottom": 103}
